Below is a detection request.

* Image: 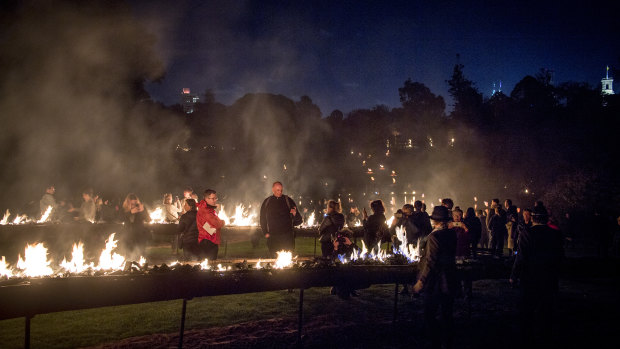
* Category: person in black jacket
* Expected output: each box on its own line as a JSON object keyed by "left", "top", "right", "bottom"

{"left": 413, "top": 205, "right": 457, "bottom": 349}
{"left": 318, "top": 200, "right": 345, "bottom": 257}
{"left": 259, "top": 181, "right": 303, "bottom": 258}
{"left": 488, "top": 206, "right": 508, "bottom": 256}
{"left": 120, "top": 193, "right": 148, "bottom": 259}
{"left": 362, "top": 200, "right": 388, "bottom": 252}
{"left": 178, "top": 199, "right": 200, "bottom": 260}
{"left": 412, "top": 200, "right": 433, "bottom": 253}
{"left": 510, "top": 204, "right": 564, "bottom": 346}
{"left": 463, "top": 207, "right": 482, "bottom": 258}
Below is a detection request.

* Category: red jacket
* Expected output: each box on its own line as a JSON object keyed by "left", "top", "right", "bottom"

{"left": 196, "top": 200, "right": 225, "bottom": 244}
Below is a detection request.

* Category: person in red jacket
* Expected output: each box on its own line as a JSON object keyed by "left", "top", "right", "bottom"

{"left": 196, "top": 189, "right": 225, "bottom": 261}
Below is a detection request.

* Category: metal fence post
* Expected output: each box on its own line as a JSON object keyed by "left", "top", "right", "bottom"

{"left": 25, "top": 315, "right": 31, "bottom": 349}
{"left": 393, "top": 283, "right": 399, "bottom": 324}
{"left": 297, "top": 288, "right": 304, "bottom": 347}
{"left": 178, "top": 299, "right": 188, "bottom": 349}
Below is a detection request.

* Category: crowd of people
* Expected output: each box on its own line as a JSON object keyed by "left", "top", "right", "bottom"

{"left": 31, "top": 182, "right": 620, "bottom": 346}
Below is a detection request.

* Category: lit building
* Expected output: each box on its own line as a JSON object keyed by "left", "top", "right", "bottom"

{"left": 601, "top": 66, "right": 614, "bottom": 95}
{"left": 181, "top": 88, "right": 199, "bottom": 113}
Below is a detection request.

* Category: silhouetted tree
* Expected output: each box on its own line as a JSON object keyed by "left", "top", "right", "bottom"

{"left": 446, "top": 63, "right": 484, "bottom": 125}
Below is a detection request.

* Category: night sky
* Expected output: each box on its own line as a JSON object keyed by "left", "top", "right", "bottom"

{"left": 131, "top": 0, "right": 619, "bottom": 114}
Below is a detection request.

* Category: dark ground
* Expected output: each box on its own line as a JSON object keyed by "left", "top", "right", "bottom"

{"left": 85, "top": 273, "right": 620, "bottom": 349}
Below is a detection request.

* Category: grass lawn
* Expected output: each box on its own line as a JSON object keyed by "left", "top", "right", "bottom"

{"left": 148, "top": 236, "right": 391, "bottom": 262}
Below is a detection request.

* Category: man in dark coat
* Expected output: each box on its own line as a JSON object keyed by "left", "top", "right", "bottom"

{"left": 259, "top": 181, "right": 303, "bottom": 258}
{"left": 413, "top": 205, "right": 457, "bottom": 349}
{"left": 411, "top": 200, "right": 433, "bottom": 254}
{"left": 510, "top": 204, "right": 564, "bottom": 346}
{"left": 178, "top": 199, "right": 200, "bottom": 260}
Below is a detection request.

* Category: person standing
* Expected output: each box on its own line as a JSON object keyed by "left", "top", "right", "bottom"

{"left": 180, "top": 187, "right": 194, "bottom": 214}
{"left": 318, "top": 200, "right": 345, "bottom": 257}
{"left": 178, "top": 199, "right": 199, "bottom": 260}
{"left": 120, "top": 193, "right": 148, "bottom": 257}
{"left": 505, "top": 199, "right": 518, "bottom": 252}
{"left": 163, "top": 193, "right": 182, "bottom": 223}
{"left": 196, "top": 189, "right": 225, "bottom": 261}
{"left": 70, "top": 189, "right": 97, "bottom": 223}
{"left": 510, "top": 204, "right": 564, "bottom": 346}
{"left": 488, "top": 206, "right": 508, "bottom": 257}
{"left": 476, "top": 209, "right": 489, "bottom": 249}
{"left": 362, "top": 200, "right": 388, "bottom": 251}
{"left": 515, "top": 208, "right": 533, "bottom": 253}
{"left": 413, "top": 205, "right": 457, "bottom": 349}
{"left": 464, "top": 207, "right": 482, "bottom": 257}
{"left": 39, "top": 185, "right": 57, "bottom": 218}
{"left": 412, "top": 200, "right": 433, "bottom": 255}
{"left": 451, "top": 208, "right": 470, "bottom": 260}
{"left": 259, "top": 182, "right": 303, "bottom": 257}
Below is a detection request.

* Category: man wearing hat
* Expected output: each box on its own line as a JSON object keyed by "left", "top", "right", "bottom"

{"left": 413, "top": 205, "right": 457, "bottom": 349}
{"left": 510, "top": 204, "right": 564, "bottom": 345}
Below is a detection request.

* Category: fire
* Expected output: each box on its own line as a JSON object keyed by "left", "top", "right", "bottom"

{"left": 219, "top": 205, "right": 230, "bottom": 225}
{"left": 96, "top": 233, "right": 125, "bottom": 271}
{"left": 60, "top": 242, "right": 93, "bottom": 273}
{"left": 231, "top": 204, "right": 257, "bottom": 226}
{"left": 199, "top": 258, "right": 209, "bottom": 270}
{"left": 216, "top": 263, "right": 230, "bottom": 271}
{"left": 394, "top": 226, "right": 420, "bottom": 262}
{"left": 218, "top": 204, "right": 257, "bottom": 226}
{"left": 149, "top": 207, "right": 165, "bottom": 224}
{"left": 17, "top": 243, "right": 54, "bottom": 277}
{"left": 1, "top": 256, "right": 13, "bottom": 278}
{"left": 13, "top": 214, "right": 29, "bottom": 224}
{"left": 274, "top": 250, "right": 294, "bottom": 269}
{"left": 255, "top": 259, "right": 262, "bottom": 269}
{"left": 138, "top": 256, "right": 146, "bottom": 266}
{"left": 1, "top": 209, "right": 10, "bottom": 225}
{"left": 37, "top": 206, "right": 53, "bottom": 223}
{"left": 386, "top": 215, "right": 395, "bottom": 226}
{"left": 303, "top": 212, "right": 316, "bottom": 227}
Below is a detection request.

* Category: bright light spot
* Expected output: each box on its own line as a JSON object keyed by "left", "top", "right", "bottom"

{"left": 17, "top": 243, "right": 53, "bottom": 277}
{"left": 274, "top": 251, "right": 294, "bottom": 269}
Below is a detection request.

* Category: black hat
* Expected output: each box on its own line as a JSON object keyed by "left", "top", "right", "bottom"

{"left": 430, "top": 206, "right": 451, "bottom": 222}
{"left": 532, "top": 205, "right": 548, "bottom": 217}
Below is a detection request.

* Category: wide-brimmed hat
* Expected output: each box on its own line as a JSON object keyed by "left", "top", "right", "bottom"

{"left": 430, "top": 206, "right": 451, "bottom": 222}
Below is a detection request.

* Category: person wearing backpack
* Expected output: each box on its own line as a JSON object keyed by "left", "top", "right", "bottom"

{"left": 259, "top": 181, "right": 303, "bottom": 258}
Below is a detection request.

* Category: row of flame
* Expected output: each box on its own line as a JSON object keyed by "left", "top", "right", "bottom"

{"left": 0, "top": 227, "right": 419, "bottom": 279}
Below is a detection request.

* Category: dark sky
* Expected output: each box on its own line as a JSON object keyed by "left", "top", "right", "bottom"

{"left": 131, "top": 0, "right": 619, "bottom": 115}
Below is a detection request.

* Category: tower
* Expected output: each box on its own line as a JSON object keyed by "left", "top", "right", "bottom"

{"left": 181, "top": 88, "right": 199, "bottom": 113}
{"left": 601, "top": 66, "right": 614, "bottom": 95}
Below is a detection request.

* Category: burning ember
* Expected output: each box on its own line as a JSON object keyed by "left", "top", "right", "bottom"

{"left": 37, "top": 206, "right": 53, "bottom": 223}
{"left": 149, "top": 207, "right": 165, "bottom": 224}
{"left": 1, "top": 209, "right": 10, "bottom": 224}
{"left": 274, "top": 250, "right": 294, "bottom": 269}
{"left": 12, "top": 214, "right": 29, "bottom": 225}
{"left": 199, "top": 259, "right": 210, "bottom": 270}
{"left": 1, "top": 256, "right": 13, "bottom": 278}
